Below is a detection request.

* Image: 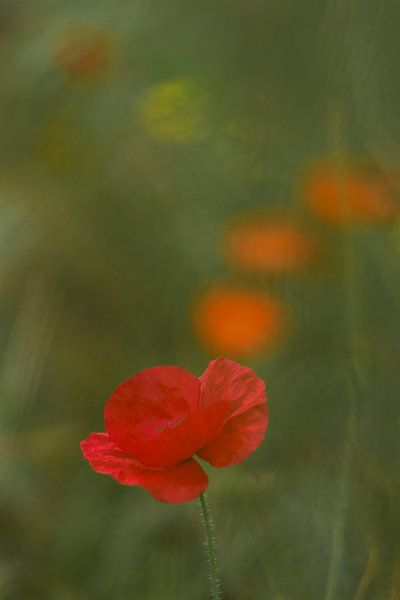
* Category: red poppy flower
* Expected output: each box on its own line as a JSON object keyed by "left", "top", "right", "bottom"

{"left": 81, "top": 358, "right": 268, "bottom": 503}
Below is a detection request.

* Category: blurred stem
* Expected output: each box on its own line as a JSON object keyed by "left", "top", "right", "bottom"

{"left": 199, "top": 493, "right": 222, "bottom": 599}
{"left": 324, "top": 110, "right": 363, "bottom": 600}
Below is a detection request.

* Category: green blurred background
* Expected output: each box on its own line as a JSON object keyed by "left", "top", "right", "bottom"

{"left": 1, "top": 1, "right": 400, "bottom": 598}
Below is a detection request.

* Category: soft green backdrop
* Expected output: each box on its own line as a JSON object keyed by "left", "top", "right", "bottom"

{"left": 1, "top": 1, "right": 400, "bottom": 598}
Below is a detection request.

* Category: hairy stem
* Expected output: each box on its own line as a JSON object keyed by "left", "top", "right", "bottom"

{"left": 199, "top": 493, "right": 222, "bottom": 599}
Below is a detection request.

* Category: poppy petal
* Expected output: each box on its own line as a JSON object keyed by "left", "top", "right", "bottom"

{"left": 200, "top": 358, "right": 266, "bottom": 418}
{"left": 104, "top": 366, "right": 200, "bottom": 455}
{"left": 197, "top": 404, "right": 269, "bottom": 467}
{"left": 81, "top": 432, "right": 208, "bottom": 502}
{"left": 126, "top": 400, "right": 231, "bottom": 469}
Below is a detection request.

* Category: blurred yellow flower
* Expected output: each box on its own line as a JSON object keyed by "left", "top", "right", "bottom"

{"left": 140, "top": 79, "right": 208, "bottom": 143}
{"left": 213, "top": 120, "right": 266, "bottom": 181}
{"left": 32, "top": 113, "right": 91, "bottom": 175}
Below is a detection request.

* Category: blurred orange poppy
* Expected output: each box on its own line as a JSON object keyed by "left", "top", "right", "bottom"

{"left": 192, "top": 285, "right": 287, "bottom": 357}
{"left": 223, "top": 216, "right": 317, "bottom": 274}
{"left": 302, "top": 162, "right": 400, "bottom": 226}
{"left": 55, "top": 26, "right": 113, "bottom": 80}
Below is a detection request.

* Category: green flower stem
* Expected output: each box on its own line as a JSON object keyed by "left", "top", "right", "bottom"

{"left": 199, "top": 493, "right": 222, "bottom": 599}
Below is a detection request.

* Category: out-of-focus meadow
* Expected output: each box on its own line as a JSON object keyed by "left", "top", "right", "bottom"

{"left": 1, "top": 2, "right": 400, "bottom": 598}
